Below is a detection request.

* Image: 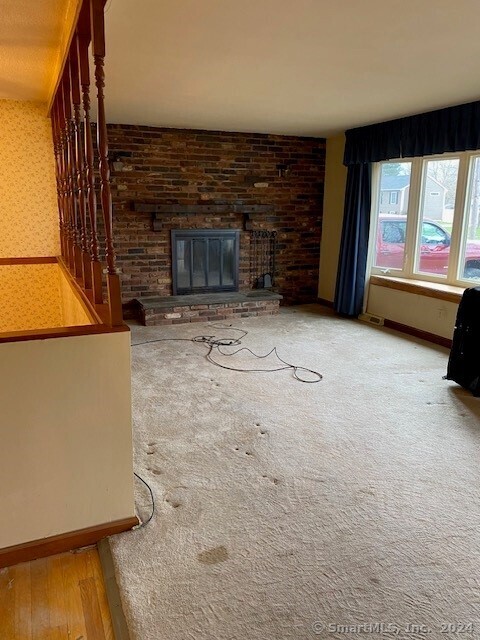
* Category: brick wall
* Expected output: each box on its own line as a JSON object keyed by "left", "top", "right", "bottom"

{"left": 107, "top": 125, "right": 325, "bottom": 304}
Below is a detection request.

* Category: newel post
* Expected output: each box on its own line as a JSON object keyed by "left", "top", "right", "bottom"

{"left": 90, "top": 0, "right": 123, "bottom": 326}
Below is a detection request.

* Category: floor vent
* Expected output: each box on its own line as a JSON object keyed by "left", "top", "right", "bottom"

{"left": 359, "top": 313, "right": 384, "bottom": 326}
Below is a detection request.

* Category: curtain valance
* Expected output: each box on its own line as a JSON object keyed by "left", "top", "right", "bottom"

{"left": 344, "top": 101, "right": 480, "bottom": 166}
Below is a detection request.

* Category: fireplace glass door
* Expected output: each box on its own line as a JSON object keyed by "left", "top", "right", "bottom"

{"left": 172, "top": 230, "right": 239, "bottom": 294}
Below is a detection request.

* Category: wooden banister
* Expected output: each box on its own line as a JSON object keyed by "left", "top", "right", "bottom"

{"left": 49, "top": 0, "right": 122, "bottom": 326}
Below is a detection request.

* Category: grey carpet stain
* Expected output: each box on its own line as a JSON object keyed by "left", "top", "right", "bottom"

{"left": 262, "top": 474, "right": 280, "bottom": 485}
{"left": 197, "top": 546, "right": 229, "bottom": 565}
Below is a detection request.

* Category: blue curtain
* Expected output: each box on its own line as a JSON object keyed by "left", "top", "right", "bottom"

{"left": 334, "top": 99, "right": 480, "bottom": 317}
{"left": 334, "top": 163, "right": 372, "bottom": 316}
{"left": 343, "top": 100, "right": 480, "bottom": 164}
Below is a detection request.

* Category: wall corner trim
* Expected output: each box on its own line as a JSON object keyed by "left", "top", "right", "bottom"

{"left": 317, "top": 297, "right": 334, "bottom": 308}
{"left": 0, "top": 516, "right": 138, "bottom": 569}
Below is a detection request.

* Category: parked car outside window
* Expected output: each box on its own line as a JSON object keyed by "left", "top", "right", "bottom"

{"left": 375, "top": 215, "right": 480, "bottom": 278}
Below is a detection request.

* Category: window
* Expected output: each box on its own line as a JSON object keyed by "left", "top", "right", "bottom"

{"left": 373, "top": 162, "right": 411, "bottom": 269}
{"left": 370, "top": 153, "right": 480, "bottom": 286}
{"left": 459, "top": 156, "right": 480, "bottom": 280}
{"left": 416, "top": 158, "right": 458, "bottom": 276}
{"left": 389, "top": 191, "right": 398, "bottom": 204}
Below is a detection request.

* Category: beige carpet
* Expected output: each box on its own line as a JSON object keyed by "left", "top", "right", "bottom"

{"left": 109, "top": 305, "right": 480, "bottom": 639}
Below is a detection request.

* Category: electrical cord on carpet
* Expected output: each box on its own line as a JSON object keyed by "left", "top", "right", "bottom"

{"left": 133, "top": 472, "right": 155, "bottom": 528}
{"left": 129, "top": 326, "right": 321, "bottom": 528}
{"left": 131, "top": 325, "right": 323, "bottom": 383}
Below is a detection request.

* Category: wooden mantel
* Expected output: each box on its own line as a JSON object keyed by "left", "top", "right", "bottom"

{"left": 133, "top": 202, "right": 275, "bottom": 232}
{"left": 132, "top": 203, "right": 274, "bottom": 214}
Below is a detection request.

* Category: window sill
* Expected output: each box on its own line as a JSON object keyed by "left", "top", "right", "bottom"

{"left": 370, "top": 275, "right": 466, "bottom": 304}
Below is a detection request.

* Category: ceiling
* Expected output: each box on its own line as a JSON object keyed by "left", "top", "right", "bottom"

{"left": 0, "top": 0, "right": 74, "bottom": 102}
{"left": 2, "top": 0, "right": 480, "bottom": 135}
{"left": 104, "top": 0, "right": 480, "bottom": 136}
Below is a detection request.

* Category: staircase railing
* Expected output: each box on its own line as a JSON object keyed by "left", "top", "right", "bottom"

{"left": 50, "top": 0, "right": 122, "bottom": 326}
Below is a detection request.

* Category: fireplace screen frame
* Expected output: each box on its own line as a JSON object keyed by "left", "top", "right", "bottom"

{"left": 171, "top": 229, "right": 240, "bottom": 295}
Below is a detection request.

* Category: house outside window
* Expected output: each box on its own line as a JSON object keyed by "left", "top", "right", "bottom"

{"left": 370, "top": 153, "right": 480, "bottom": 285}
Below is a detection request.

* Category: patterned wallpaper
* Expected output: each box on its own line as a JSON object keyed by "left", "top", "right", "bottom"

{"left": 58, "top": 267, "right": 92, "bottom": 327}
{"left": 0, "top": 264, "right": 92, "bottom": 333}
{"left": 0, "top": 100, "right": 60, "bottom": 258}
{"left": 0, "top": 264, "right": 62, "bottom": 332}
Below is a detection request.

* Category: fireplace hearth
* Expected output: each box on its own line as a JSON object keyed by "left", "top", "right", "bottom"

{"left": 135, "top": 289, "right": 282, "bottom": 326}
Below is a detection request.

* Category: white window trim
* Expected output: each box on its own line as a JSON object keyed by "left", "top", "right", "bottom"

{"left": 369, "top": 151, "right": 480, "bottom": 288}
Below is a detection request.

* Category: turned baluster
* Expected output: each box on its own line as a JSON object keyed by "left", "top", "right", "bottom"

{"left": 91, "top": 0, "right": 123, "bottom": 325}
{"left": 56, "top": 101, "right": 68, "bottom": 259}
{"left": 70, "top": 37, "right": 91, "bottom": 290}
{"left": 58, "top": 86, "right": 74, "bottom": 270}
{"left": 63, "top": 67, "right": 83, "bottom": 278}
{"left": 78, "top": 28, "right": 103, "bottom": 304}
{"left": 61, "top": 76, "right": 75, "bottom": 272}
{"left": 51, "top": 100, "right": 65, "bottom": 258}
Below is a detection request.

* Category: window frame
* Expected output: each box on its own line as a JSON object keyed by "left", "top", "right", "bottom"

{"left": 368, "top": 151, "right": 480, "bottom": 288}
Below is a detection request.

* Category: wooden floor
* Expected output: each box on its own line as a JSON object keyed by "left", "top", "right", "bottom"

{"left": 0, "top": 546, "right": 115, "bottom": 639}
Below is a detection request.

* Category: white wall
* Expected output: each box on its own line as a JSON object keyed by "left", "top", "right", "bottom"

{"left": 0, "top": 331, "right": 135, "bottom": 549}
{"left": 367, "top": 285, "right": 457, "bottom": 340}
{"left": 318, "top": 134, "right": 347, "bottom": 302}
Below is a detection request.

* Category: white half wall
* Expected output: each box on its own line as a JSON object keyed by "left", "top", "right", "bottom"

{"left": 0, "top": 330, "right": 135, "bottom": 549}
{"left": 367, "top": 284, "right": 457, "bottom": 340}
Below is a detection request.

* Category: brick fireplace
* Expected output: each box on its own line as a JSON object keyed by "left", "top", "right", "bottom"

{"left": 107, "top": 124, "right": 326, "bottom": 320}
